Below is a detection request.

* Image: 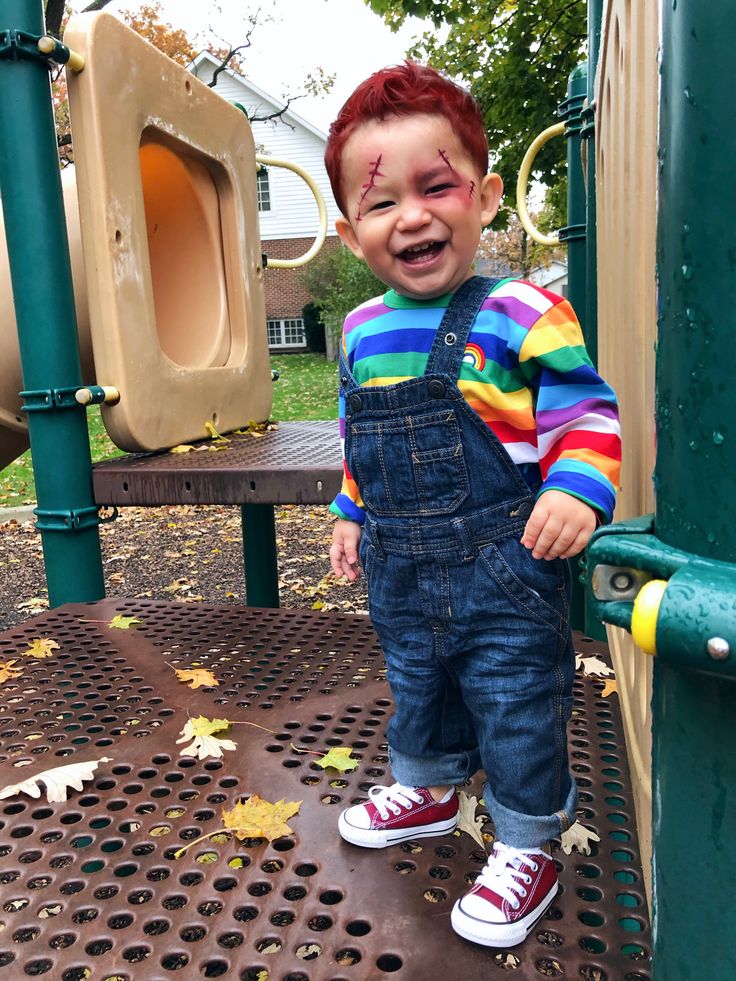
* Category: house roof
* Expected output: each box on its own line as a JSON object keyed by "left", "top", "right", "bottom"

{"left": 188, "top": 51, "right": 328, "bottom": 143}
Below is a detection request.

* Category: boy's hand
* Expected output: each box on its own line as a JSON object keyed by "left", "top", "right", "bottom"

{"left": 521, "top": 490, "right": 597, "bottom": 561}
{"left": 330, "top": 518, "right": 363, "bottom": 582}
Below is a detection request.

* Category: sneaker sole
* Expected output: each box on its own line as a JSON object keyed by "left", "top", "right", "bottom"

{"left": 338, "top": 812, "right": 458, "bottom": 849}
{"left": 450, "top": 881, "right": 559, "bottom": 948}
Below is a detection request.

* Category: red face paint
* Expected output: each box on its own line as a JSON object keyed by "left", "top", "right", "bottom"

{"left": 469, "top": 180, "right": 476, "bottom": 199}
{"left": 438, "top": 148, "right": 456, "bottom": 173}
{"left": 355, "top": 153, "right": 384, "bottom": 222}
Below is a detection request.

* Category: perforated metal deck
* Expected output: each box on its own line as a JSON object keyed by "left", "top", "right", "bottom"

{"left": 92, "top": 421, "right": 342, "bottom": 506}
{"left": 0, "top": 600, "right": 650, "bottom": 980}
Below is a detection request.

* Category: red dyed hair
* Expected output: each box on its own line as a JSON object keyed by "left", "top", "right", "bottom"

{"left": 325, "top": 61, "right": 489, "bottom": 216}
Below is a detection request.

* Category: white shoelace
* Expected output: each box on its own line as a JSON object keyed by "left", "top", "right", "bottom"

{"left": 475, "top": 843, "right": 542, "bottom": 910}
{"left": 367, "top": 783, "right": 425, "bottom": 820}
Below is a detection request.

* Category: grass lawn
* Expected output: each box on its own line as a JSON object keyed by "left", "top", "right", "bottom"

{"left": 0, "top": 353, "right": 339, "bottom": 508}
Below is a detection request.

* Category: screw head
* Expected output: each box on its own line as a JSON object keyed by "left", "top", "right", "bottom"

{"left": 707, "top": 637, "right": 730, "bottom": 660}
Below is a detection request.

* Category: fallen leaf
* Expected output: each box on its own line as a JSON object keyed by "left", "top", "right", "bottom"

{"left": 576, "top": 654, "right": 615, "bottom": 678}
{"left": 204, "top": 421, "right": 229, "bottom": 443}
{"left": 222, "top": 795, "right": 301, "bottom": 841}
{"left": 0, "top": 757, "right": 112, "bottom": 803}
{"left": 0, "top": 659, "right": 23, "bottom": 684}
{"left": 314, "top": 747, "right": 358, "bottom": 773}
{"left": 38, "top": 904, "right": 62, "bottom": 918}
{"left": 456, "top": 791, "right": 487, "bottom": 850}
{"left": 600, "top": 679, "right": 618, "bottom": 698}
{"left": 20, "top": 638, "right": 60, "bottom": 659}
{"left": 170, "top": 444, "right": 196, "bottom": 454}
{"left": 108, "top": 615, "right": 142, "bottom": 630}
{"left": 560, "top": 821, "right": 601, "bottom": 855}
{"left": 175, "top": 668, "right": 219, "bottom": 690}
{"left": 176, "top": 717, "right": 236, "bottom": 760}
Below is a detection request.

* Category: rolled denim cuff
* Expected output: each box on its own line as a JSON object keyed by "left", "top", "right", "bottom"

{"left": 484, "top": 777, "right": 579, "bottom": 849}
{"left": 388, "top": 745, "right": 482, "bottom": 789}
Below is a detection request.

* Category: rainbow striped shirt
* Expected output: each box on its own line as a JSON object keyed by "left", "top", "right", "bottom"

{"left": 331, "top": 279, "right": 621, "bottom": 525}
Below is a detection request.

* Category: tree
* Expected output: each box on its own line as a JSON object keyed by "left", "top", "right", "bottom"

{"left": 365, "top": 0, "right": 586, "bottom": 225}
{"left": 300, "top": 246, "right": 386, "bottom": 361}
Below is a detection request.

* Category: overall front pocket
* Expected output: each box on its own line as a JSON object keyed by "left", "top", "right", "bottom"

{"left": 348, "top": 409, "right": 469, "bottom": 516}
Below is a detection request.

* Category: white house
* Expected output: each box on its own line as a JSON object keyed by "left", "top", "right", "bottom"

{"left": 189, "top": 53, "right": 342, "bottom": 349}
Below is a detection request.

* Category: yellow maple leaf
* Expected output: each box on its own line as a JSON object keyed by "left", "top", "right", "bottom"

{"left": 108, "top": 615, "right": 142, "bottom": 630}
{"left": 175, "top": 668, "right": 219, "bottom": 689}
{"left": 314, "top": 747, "right": 358, "bottom": 773}
{"left": 20, "top": 638, "right": 60, "bottom": 659}
{"left": 0, "top": 659, "right": 23, "bottom": 684}
{"left": 600, "top": 678, "right": 618, "bottom": 698}
{"left": 189, "top": 716, "right": 230, "bottom": 736}
{"left": 170, "top": 444, "right": 196, "bottom": 454}
{"left": 222, "top": 795, "right": 301, "bottom": 841}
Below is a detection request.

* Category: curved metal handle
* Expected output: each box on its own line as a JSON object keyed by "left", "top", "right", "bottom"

{"left": 256, "top": 155, "right": 328, "bottom": 269}
{"left": 515, "top": 122, "right": 565, "bottom": 247}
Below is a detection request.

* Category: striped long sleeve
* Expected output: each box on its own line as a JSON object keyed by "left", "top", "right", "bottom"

{"left": 330, "top": 279, "right": 620, "bottom": 524}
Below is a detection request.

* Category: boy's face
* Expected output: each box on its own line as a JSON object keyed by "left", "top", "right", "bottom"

{"left": 335, "top": 113, "right": 502, "bottom": 300}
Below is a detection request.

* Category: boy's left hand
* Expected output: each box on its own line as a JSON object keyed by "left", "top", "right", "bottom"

{"left": 521, "top": 490, "right": 597, "bottom": 561}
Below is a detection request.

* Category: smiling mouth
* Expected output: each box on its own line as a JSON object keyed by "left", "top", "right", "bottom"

{"left": 399, "top": 241, "right": 446, "bottom": 264}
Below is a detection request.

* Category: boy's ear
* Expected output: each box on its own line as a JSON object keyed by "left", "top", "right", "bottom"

{"left": 479, "top": 173, "right": 504, "bottom": 226}
{"left": 335, "top": 216, "right": 365, "bottom": 261}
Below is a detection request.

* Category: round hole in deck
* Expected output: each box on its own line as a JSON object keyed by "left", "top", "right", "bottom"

{"left": 139, "top": 135, "right": 232, "bottom": 370}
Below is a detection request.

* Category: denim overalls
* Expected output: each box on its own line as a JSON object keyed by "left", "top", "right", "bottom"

{"left": 340, "top": 276, "right": 578, "bottom": 848}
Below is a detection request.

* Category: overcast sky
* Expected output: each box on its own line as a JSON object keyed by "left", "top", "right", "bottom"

{"left": 71, "top": 0, "right": 431, "bottom": 133}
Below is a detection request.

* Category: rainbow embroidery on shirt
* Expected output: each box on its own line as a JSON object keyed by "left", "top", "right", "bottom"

{"left": 462, "top": 342, "right": 486, "bottom": 371}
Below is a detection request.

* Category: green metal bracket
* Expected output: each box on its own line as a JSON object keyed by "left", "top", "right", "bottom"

{"left": 34, "top": 505, "right": 118, "bottom": 533}
{"left": 588, "top": 518, "right": 736, "bottom": 679}
{"left": 21, "top": 386, "right": 86, "bottom": 411}
{"left": 0, "top": 28, "right": 78, "bottom": 67}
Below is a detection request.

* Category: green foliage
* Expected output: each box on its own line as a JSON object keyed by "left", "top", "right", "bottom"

{"left": 301, "top": 302, "right": 327, "bottom": 353}
{"left": 365, "top": 0, "right": 586, "bottom": 224}
{"left": 300, "top": 245, "right": 385, "bottom": 345}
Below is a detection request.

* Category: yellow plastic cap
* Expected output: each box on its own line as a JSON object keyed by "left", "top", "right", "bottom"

{"left": 631, "top": 579, "right": 668, "bottom": 655}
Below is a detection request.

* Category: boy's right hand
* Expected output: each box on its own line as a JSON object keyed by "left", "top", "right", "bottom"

{"left": 330, "top": 518, "right": 363, "bottom": 582}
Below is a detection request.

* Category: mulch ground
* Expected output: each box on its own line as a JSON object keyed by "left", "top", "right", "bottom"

{"left": 0, "top": 504, "right": 368, "bottom": 633}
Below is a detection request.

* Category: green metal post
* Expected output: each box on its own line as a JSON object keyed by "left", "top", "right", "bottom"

{"left": 241, "top": 504, "right": 279, "bottom": 607}
{"left": 0, "top": 0, "right": 104, "bottom": 605}
{"left": 653, "top": 1, "right": 736, "bottom": 974}
{"left": 583, "top": 0, "right": 603, "bottom": 371}
{"left": 559, "top": 65, "right": 589, "bottom": 633}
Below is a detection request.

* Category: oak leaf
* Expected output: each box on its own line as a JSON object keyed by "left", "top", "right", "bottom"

{"left": 575, "top": 654, "right": 615, "bottom": 678}
{"left": 176, "top": 716, "right": 235, "bottom": 760}
{"left": 21, "top": 638, "right": 60, "bottom": 659}
{"left": 560, "top": 820, "right": 601, "bottom": 855}
{"left": 175, "top": 668, "right": 219, "bottom": 689}
{"left": 222, "top": 795, "right": 301, "bottom": 841}
{"left": 456, "top": 791, "right": 487, "bottom": 850}
{"left": 314, "top": 747, "right": 358, "bottom": 773}
{"left": 0, "top": 659, "right": 23, "bottom": 684}
{"left": 0, "top": 757, "right": 112, "bottom": 803}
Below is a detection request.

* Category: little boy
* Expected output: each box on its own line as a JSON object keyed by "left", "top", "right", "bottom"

{"left": 324, "top": 62, "right": 620, "bottom": 948}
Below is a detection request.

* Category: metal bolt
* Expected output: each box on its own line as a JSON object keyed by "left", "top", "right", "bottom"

{"left": 611, "top": 571, "right": 634, "bottom": 593}
{"left": 707, "top": 637, "right": 730, "bottom": 660}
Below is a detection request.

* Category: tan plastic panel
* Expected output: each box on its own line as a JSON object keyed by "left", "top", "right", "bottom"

{"left": 596, "top": 0, "right": 659, "bottom": 902}
{"left": 64, "top": 12, "right": 271, "bottom": 452}
{"left": 0, "top": 169, "right": 92, "bottom": 470}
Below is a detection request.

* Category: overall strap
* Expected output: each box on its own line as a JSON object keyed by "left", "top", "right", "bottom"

{"left": 425, "top": 276, "right": 500, "bottom": 379}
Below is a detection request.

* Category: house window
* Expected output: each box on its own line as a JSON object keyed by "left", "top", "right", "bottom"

{"left": 267, "top": 318, "right": 305, "bottom": 348}
{"left": 257, "top": 166, "right": 271, "bottom": 211}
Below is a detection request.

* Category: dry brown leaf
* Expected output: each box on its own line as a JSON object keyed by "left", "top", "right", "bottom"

{"left": 222, "top": 795, "right": 301, "bottom": 842}
{"left": 600, "top": 679, "right": 618, "bottom": 698}
{"left": 456, "top": 791, "right": 487, "bottom": 849}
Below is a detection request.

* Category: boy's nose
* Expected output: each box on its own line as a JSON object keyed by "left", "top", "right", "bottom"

{"left": 396, "top": 200, "right": 432, "bottom": 231}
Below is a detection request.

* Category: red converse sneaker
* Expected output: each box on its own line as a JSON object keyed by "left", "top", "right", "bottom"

{"left": 451, "top": 842, "right": 558, "bottom": 947}
{"left": 338, "top": 783, "right": 458, "bottom": 848}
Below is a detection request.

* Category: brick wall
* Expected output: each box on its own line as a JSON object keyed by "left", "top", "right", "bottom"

{"left": 262, "top": 234, "right": 339, "bottom": 319}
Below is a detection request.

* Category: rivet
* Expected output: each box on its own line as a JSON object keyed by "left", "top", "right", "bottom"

{"left": 707, "top": 637, "right": 730, "bottom": 660}
{"left": 444, "top": 332, "right": 457, "bottom": 345}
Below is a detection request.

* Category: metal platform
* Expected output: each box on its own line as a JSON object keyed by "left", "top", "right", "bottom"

{"left": 0, "top": 600, "right": 651, "bottom": 980}
{"left": 92, "top": 421, "right": 343, "bottom": 507}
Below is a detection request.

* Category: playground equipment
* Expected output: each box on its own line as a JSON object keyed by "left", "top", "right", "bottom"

{"left": 0, "top": 11, "right": 327, "bottom": 467}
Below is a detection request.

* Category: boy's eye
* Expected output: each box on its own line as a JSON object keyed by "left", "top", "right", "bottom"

{"left": 427, "top": 183, "right": 454, "bottom": 195}
{"left": 367, "top": 200, "right": 394, "bottom": 212}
